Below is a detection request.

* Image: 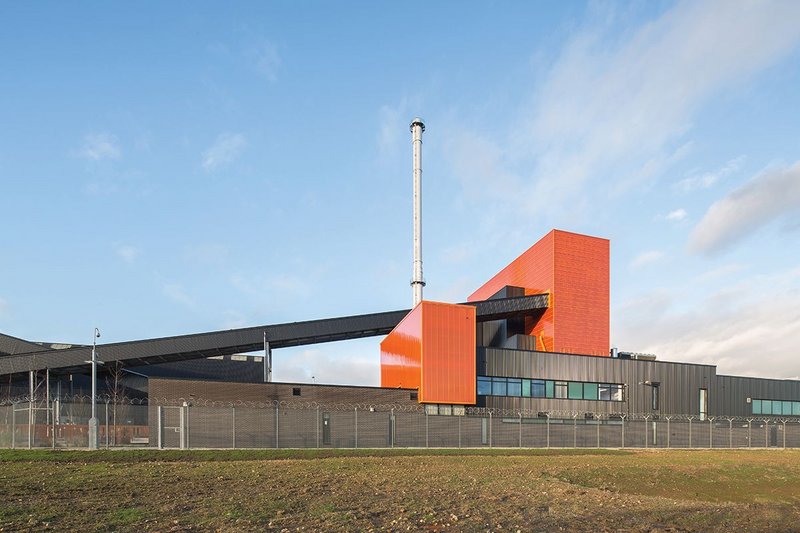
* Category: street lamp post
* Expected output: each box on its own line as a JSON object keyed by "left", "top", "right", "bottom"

{"left": 88, "top": 328, "right": 100, "bottom": 449}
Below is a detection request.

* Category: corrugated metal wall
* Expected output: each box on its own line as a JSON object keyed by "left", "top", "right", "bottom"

{"left": 419, "top": 302, "right": 476, "bottom": 405}
{"left": 379, "top": 305, "right": 423, "bottom": 390}
{"left": 480, "top": 347, "right": 715, "bottom": 415}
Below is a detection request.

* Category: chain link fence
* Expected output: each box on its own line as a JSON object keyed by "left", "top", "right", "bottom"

{"left": 3, "top": 397, "right": 800, "bottom": 449}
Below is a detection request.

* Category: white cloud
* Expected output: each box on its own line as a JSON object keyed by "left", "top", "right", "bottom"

{"left": 273, "top": 339, "right": 381, "bottom": 386}
{"left": 245, "top": 41, "right": 281, "bottom": 82}
{"left": 115, "top": 245, "right": 141, "bottom": 264}
{"left": 665, "top": 208, "right": 687, "bottom": 222}
{"left": 445, "top": 1, "right": 800, "bottom": 219}
{"left": 689, "top": 161, "right": 800, "bottom": 254}
{"left": 630, "top": 250, "right": 665, "bottom": 269}
{"left": 614, "top": 267, "right": 800, "bottom": 379}
{"left": 202, "top": 133, "right": 247, "bottom": 171}
{"left": 78, "top": 133, "right": 121, "bottom": 160}
{"left": 674, "top": 156, "right": 745, "bottom": 193}
{"left": 163, "top": 283, "right": 194, "bottom": 307}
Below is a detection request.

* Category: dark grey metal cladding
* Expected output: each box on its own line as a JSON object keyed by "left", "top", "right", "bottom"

{"left": 0, "top": 294, "right": 549, "bottom": 375}
{"left": 479, "top": 347, "right": 717, "bottom": 415}
{"left": 0, "top": 333, "right": 52, "bottom": 356}
{"left": 715, "top": 374, "right": 800, "bottom": 417}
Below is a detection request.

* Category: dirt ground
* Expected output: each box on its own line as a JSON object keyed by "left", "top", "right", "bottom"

{"left": 1, "top": 448, "right": 799, "bottom": 532}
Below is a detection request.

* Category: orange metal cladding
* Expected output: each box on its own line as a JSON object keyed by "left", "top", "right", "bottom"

{"left": 380, "top": 301, "right": 476, "bottom": 405}
{"left": 468, "top": 229, "right": 609, "bottom": 356}
{"left": 419, "top": 301, "right": 476, "bottom": 405}
{"left": 380, "top": 304, "right": 423, "bottom": 391}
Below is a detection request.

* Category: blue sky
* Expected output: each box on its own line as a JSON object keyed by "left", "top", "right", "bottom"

{"left": 2, "top": 1, "right": 800, "bottom": 384}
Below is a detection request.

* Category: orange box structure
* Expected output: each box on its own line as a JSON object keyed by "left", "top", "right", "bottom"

{"left": 468, "top": 229, "right": 609, "bottom": 356}
{"left": 380, "top": 301, "right": 476, "bottom": 404}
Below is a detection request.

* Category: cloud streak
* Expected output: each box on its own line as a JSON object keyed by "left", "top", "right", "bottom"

{"left": 202, "top": 133, "right": 247, "bottom": 171}
{"left": 78, "top": 133, "right": 121, "bottom": 160}
{"left": 689, "top": 161, "right": 800, "bottom": 254}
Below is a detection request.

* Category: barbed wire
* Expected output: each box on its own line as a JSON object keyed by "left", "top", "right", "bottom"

{"left": 1, "top": 396, "right": 800, "bottom": 423}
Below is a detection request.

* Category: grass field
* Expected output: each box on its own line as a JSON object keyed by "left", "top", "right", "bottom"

{"left": 1, "top": 448, "right": 799, "bottom": 532}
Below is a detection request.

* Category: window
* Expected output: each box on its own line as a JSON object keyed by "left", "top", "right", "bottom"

{"left": 568, "top": 382, "right": 583, "bottom": 399}
{"left": 439, "top": 404, "right": 453, "bottom": 416}
{"left": 699, "top": 388, "right": 708, "bottom": 421}
{"left": 599, "top": 384, "right": 610, "bottom": 401}
{"left": 292, "top": 387, "right": 301, "bottom": 396}
{"left": 475, "top": 376, "right": 624, "bottom": 402}
{"left": 583, "top": 383, "right": 598, "bottom": 401}
{"left": 752, "top": 399, "right": 762, "bottom": 414}
{"left": 410, "top": 391, "right": 418, "bottom": 401}
{"left": 651, "top": 384, "right": 660, "bottom": 411}
{"left": 477, "top": 377, "right": 492, "bottom": 396}
{"left": 751, "top": 398, "right": 800, "bottom": 417}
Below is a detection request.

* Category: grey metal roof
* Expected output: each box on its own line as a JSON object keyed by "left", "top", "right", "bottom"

{"left": 0, "top": 294, "right": 548, "bottom": 376}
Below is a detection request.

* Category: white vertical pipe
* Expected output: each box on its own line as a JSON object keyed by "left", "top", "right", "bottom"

{"left": 410, "top": 118, "right": 426, "bottom": 307}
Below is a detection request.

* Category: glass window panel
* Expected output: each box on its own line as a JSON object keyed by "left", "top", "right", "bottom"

{"left": 762, "top": 400, "right": 771, "bottom": 414}
{"left": 584, "top": 383, "right": 598, "bottom": 400}
{"left": 532, "top": 380, "right": 546, "bottom": 398}
{"left": 439, "top": 404, "right": 452, "bottom": 416}
{"left": 477, "top": 377, "right": 492, "bottom": 396}
{"left": 793, "top": 402, "right": 800, "bottom": 416}
{"left": 611, "top": 385, "right": 624, "bottom": 402}
{"left": 507, "top": 379, "right": 522, "bottom": 397}
{"left": 783, "top": 401, "right": 792, "bottom": 415}
{"left": 752, "top": 399, "right": 761, "bottom": 415}
{"left": 522, "top": 379, "right": 531, "bottom": 397}
{"left": 599, "top": 384, "right": 610, "bottom": 401}
{"left": 492, "top": 378, "right": 507, "bottom": 396}
{"left": 568, "top": 382, "right": 583, "bottom": 399}
{"left": 555, "top": 381, "right": 568, "bottom": 399}
{"left": 773, "top": 402, "right": 783, "bottom": 415}
{"left": 545, "top": 380, "right": 554, "bottom": 398}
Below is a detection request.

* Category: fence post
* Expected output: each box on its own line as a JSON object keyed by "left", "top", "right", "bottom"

{"left": 747, "top": 419, "right": 752, "bottom": 448}
{"left": 105, "top": 401, "right": 110, "bottom": 449}
{"left": 783, "top": 420, "right": 787, "bottom": 449}
{"left": 709, "top": 417, "right": 714, "bottom": 449}
{"left": 621, "top": 415, "right": 626, "bottom": 448}
{"left": 765, "top": 420, "right": 769, "bottom": 448}
{"left": 232, "top": 407, "right": 236, "bottom": 449}
{"left": 666, "top": 417, "right": 671, "bottom": 449}
{"left": 157, "top": 406, "right": 163, "bottom": 449}
{"left": 316, "top": 406, "right": 320, "bottom": 449}
{"left": 275, "top": 405, "right": 279, "bottom": 449}
{"left": 573, "top": 414, "right": 578, "bottom": 448}
{"left": 519, "top": 412, "right": 523, "bottom": 448}
{"left": 51, "top": 402, "right": 56, "bottom": 449}
{"left": 425, "top": 411, "right": 429, "bottom": 448}
{"left": 11, "top": 404, "right": 15, "bottom": 449}
{"left": 688, "top": 417, "right": 693, "bottom": 448}
{"left": 546, "top": 414, "right": 550, "bottom": 449}
{"left": 28, "top": 397, "right": 32, "bottom": 450}
{"left": 488, "top": 411, "right": 492, "bottom": 448}
{"left": 644, "top": 416, "right": 650, "bottom": 448}
{"left": 354, "top": 407, "right": 358, "bottom": 449}
{"left": 390, "top": 408, "right": 395, "bottom": 449}
{"left": 596, "top": 415, "right": 600, "bottom": 449}
{"left": 458, "top": 413, "right": 462, "bottom": 449}
{"left": 728, "top": 419, "right": 733, "bottom": 448}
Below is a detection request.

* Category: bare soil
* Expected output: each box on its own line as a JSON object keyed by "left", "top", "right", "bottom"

{"left": 1, "top": 448, "right": 799, "bottom": 532}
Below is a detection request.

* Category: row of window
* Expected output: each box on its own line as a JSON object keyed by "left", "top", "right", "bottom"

{"left": 477, "top": 376, "right": 624, "bottom": 402}
{"left": 752, "top": 399, "right": 800, "bottom": 416}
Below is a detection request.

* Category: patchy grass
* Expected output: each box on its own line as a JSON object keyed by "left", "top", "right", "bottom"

{"left": 1, "top": 449, "right": 799, "bottom": 532}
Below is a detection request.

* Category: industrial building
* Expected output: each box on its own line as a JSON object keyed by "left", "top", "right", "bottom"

{"left": 2, "top": 118, "right": 799, "bottom": 448}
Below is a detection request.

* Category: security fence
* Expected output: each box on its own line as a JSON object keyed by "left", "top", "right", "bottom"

{"left": 3, "top": 397, "right": 800, "bottom": 449}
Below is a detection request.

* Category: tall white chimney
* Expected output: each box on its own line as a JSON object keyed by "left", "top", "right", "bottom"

{"left": 410, "top": 117, "right": 425, "bottom": 307}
